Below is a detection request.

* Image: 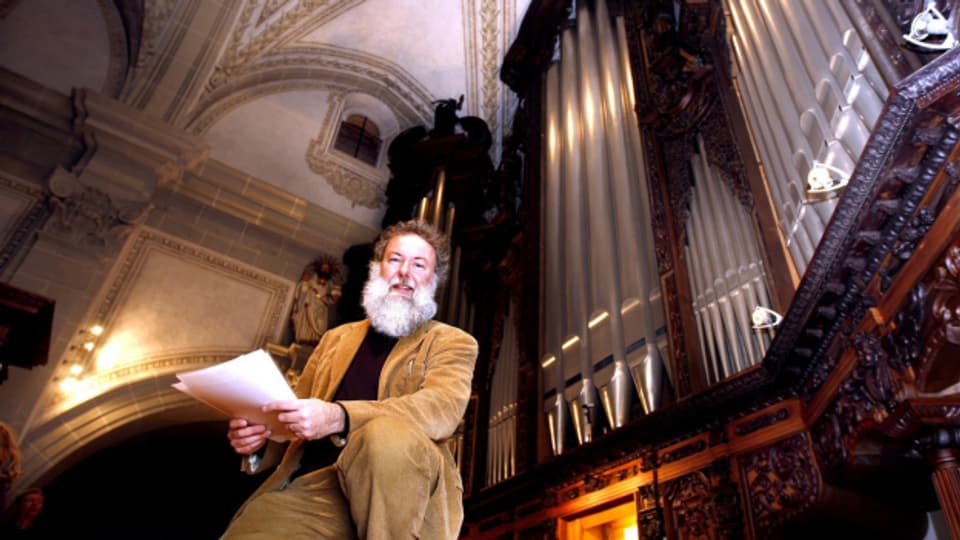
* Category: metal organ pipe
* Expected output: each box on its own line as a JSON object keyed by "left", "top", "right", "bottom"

{"left": 559, "top": 22, "right": 598, "bottom": 445}
{"left": 576, "top": 0, "right": 632, "bottom": 430}
{"left": 540, "top": 0, "right": 671, "bottom": 449}
{"left": 723, "top": 0, "right": 890, "bottom": 275}
{"left": 614, "top": 16, "right": 669, "bottom": 408}
{"left": 686, "top": 136, "right": 774, "bottom": 381}
{"left": 542, "top": 63, "right": 568, "bottom": 456}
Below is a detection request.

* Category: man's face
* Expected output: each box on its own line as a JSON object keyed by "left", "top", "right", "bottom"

{"left": 362, "top": 233, "right": 439, "bottom": 337}
{"left": 378, "top": 234, "right": 436, "bottom": 300}
{"left": 20, "top": 492, "right": 43, "bottom": 520}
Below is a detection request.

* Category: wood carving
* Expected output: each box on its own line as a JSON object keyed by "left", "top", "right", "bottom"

{"left": 739, "top": 433, "right": 819, "bottom": 535}
{"left": 662, "top": 470, "right": 717, "bottom": 540}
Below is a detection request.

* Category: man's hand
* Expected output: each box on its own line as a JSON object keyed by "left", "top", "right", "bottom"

{"left": 227, "top": 418, "right": 272, "bottom": 455}
{"left": 263, "top": 398, "right": 345, "bottom": 441}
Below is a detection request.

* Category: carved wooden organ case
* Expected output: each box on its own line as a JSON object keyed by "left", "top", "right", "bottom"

{"left": 460, "top": 0, "right": 960, "bottom": 539}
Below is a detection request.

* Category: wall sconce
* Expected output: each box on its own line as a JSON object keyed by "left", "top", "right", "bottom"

{"left": 904, "top": 2, "right": 957, "bottom": 51}
{"left": 57, "top": 324, "right": 104, "bottom": 394}
{"left": 751, "top": 306, "right": 783, "bottom": 330}
{"left": 806, "top": 161, "right": 850, "bottom": 196}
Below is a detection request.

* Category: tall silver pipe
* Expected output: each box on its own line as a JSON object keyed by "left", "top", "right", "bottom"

{"left": 432, "top": 167, "right": 446, "bottom": 230}
{"left": 685, "top": 193, "right": 721, "bottom": 383}
{"left": 697, "top": 144, "right": 752, "bottom": 371}
{"left": 614, "top": 15, "right": 669, "bottom": 404}
{"left": 445, "top": 246, "right": 461, "bottom": 325}
{"left": 542, "top": 62, "right": 569, "bottom": 455}
{"left": 576, "top": 0, "right": 631, "bottom": 429}
{"left": 560, "top": 23, "right": 597, "bottom": 444}
{"left": 705, "top": 140, "right": 764, "bottom": 366}
{"left": 689, "top": 156, "right": 734, "bottom": 378}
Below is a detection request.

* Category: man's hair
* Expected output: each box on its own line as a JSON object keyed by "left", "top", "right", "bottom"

{"left": 372, "top": 220, "right": 450, "bottom": 286}
{"left": 0, "top": 422, "right": 20, "bottom": 491}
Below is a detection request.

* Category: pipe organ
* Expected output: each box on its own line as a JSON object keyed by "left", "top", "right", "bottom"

{"left": 723, "top": 0, "right": 894, "bottom": 277}
{"left": 541, "top": 0, "right": 667, "bottom": 456}
{"left": 686, "top": 135, "right": 773, "bottom": 383}
{"left": 464, "top": 0, "right": 960, "bottom": 538}
{"left": 486, "top": 300, "right": 519, "bottom": 486}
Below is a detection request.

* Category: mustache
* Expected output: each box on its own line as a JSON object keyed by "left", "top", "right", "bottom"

{"left": 389, "top": 277, "right": 416, "bottom": 289}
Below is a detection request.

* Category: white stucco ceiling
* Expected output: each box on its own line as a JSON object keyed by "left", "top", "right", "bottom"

{"left": 0, "top": 0, "right": 112, "bottom": 95}
{"left": 0, "top": 0, "right": 531, "bottom": 232}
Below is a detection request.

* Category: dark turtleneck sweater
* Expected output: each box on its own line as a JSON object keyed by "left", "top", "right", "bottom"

{"left": 292, "top": 327, "right": 398, "bottom": 477}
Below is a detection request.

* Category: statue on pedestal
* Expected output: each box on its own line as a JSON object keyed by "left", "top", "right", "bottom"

{"left": 290, "top": 259, "right": 341, "bottom": 346}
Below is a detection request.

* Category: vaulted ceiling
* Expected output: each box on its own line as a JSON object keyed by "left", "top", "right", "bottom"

{"left": 0, "top": 0, "right": 531, "bottom": 232}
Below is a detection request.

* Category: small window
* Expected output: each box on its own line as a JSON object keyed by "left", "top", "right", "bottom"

{"left": 334, "top": 115, "right": 382, "bottom": 166}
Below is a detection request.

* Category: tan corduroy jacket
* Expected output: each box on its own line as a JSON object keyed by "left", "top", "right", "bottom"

{"left": 244, "top": 319, "right": 478, "bottom": 529}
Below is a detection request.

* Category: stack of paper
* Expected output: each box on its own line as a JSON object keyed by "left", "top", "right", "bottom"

{"left": 173, "top": 349, "right": 296, "bottom": 433}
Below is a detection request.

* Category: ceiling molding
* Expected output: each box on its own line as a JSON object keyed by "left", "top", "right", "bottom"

{"left": 220, "top": 0, "right": 362, "bottom": 70}
{"left": 188, "top": 46, "right": 433, "bottom": 134}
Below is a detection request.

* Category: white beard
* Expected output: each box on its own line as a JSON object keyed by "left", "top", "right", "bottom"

{"left": 362, "top": 262, "right": 438, "bottom": 337}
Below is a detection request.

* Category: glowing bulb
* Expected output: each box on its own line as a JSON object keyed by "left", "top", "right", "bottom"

{"left": 90, "top": 325, "right": 104, "bottom": 336}
{"left": 60, "top": 377, "right": 80, "bottom": 393}
{"left": 69, "top": 364, "right": 83, "bottom": 376}
{"left": 83, "top": 341, "right": 95, "bottom": 351}
{"left": 806, "top": 161, "right": 850, "bottom": 194}
{"left": 752, "top": 306, "right": 784, "bottom": 329}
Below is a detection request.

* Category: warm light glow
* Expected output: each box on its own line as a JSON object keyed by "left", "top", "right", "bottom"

{"left": 588, "top": 311, "right": 609, "bottom": 328}
{"left": 621, "top": 298, "right": 641, "bottom": 313}
{"left": 90, "top": 325, "right": 104, "bottom": 336}
{"left": 624, "top": 524, "right": 639, "bottom": 540}
{"left": 60, "top": 376, "right": 80, "bottom": 393}
{"left": 583, "top": 88, "right": 596, "bottom": 132}
{"left": 96, "top": 341, "right": 123, "bottom": 370}
{"left": 548, "top": 120, "right": 559, "bottom": 159}
{"left": 561, "top": 335, "right": 580, "bottom": 350}
{"left": 82, "top": 341, "right": 95, "bottom": 351}
{"left": 69, "top": 364, "right": 83, "bottom": 376}
{"left": 541, "top": 355, "right": 557, "bottom": 368}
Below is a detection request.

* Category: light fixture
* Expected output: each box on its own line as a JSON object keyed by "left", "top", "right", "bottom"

{"left": 752, "top": 306, "right": 784, "bottom": 330}
{"left": 60, "top": 323, "right": 106, "bottom": 393}
{"left": 806, "top": 161, "right": 850, "bottom": 195}
{"left": 904, "top": 2, "right": 957, "bottom": 52}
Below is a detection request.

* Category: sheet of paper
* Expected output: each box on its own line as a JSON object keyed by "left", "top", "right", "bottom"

{"left": 172, "top": 349, "right": 296, "bottom": 433}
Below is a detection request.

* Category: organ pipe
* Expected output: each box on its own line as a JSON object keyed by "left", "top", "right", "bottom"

{"left": 723, "top": 0, "right": 890, "bottom": 275}
{"left": 541, "top": 0, "right": 666, "bottom": 451}
{"left": 687, "top": 135, "right": 772, "bottom": 382}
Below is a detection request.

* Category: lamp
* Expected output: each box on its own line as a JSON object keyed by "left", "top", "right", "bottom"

{"left": 806, "top": 161, "right": 850, "bottom": 195}
{"left": 903, "top": 2, "right": 957, "bottom": 52}
{"left": 751, "top": 306, "right": 784, "bottom": 330}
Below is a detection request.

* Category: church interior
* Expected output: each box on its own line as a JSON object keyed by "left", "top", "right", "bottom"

{"left": 3, "top": 0, "right": 960, "bottom": 538}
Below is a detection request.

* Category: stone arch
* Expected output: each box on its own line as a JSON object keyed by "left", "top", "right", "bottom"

{"left": 186, "top": 48, "right": 433, "bottom": 135}
{"left": 17, "top": 372, "right": 223, "bottom": 491}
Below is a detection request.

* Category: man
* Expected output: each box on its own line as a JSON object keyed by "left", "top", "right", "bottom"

{"left": 0, "top": 487, "right": 44, "bottom": 538}
{"left": 222, "top": 220, "right": 478, "bottom": 539}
